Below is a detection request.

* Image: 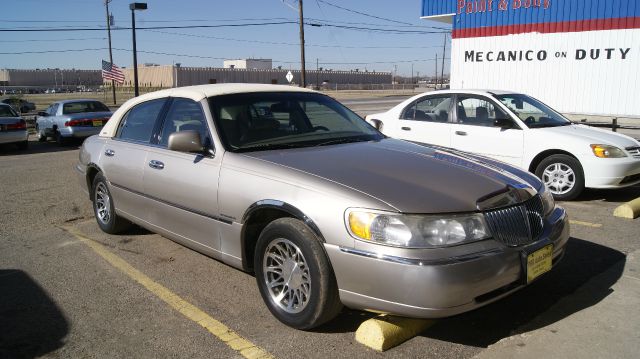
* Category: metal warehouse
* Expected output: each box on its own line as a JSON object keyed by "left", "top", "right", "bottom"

{"left": 422, "top": 0, "right": 640, "bottom": 117}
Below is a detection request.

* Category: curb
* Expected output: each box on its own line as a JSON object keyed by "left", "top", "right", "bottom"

{"left": 613, "top": 197, "right": 640, "bottom": 219}
{"left": 355, "top": 315, "right": 434, "bottom": 351}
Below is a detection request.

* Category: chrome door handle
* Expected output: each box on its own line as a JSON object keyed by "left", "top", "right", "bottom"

{"left": 401, "top": 127, "right": 411, "bottom": 131}
{"left": 455, "top": 131, "right": 467, "bottom": 136}
{"left": 104, "top": 149, "right": 115, "bottom": 157}
{"left": 148, "top": 160, "right": 165, "bottom": 170}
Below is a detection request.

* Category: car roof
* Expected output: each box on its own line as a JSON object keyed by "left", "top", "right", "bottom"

{"left": 130, "top": 83, "right": 318, "bottom": 103}
{"left": 55, "top": 99, "right": 108, "bottom": 105}
{"left": 422, "top": 89, "right": 523, "bottom": 96}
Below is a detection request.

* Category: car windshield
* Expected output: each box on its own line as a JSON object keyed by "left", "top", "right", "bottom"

{"left": 0, "top": 105, "right": 18, "bottom": 117}
{"left": 209, "top": 92, "right": 383, "bottom": 152}
{"left": 494, "top": 94, "right": 571, "bottom": 128}
{"left": 62, "top": 101, "right": 110, "bottom": 114}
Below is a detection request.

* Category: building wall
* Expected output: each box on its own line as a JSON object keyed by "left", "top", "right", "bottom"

{"left": 117, "top": 66, "right": 391, "bottom": 87}
{"left": 422, "top": 0, "right": 640, "bottom": 117}
{"left": 0, "top": 69, "right": 102, "bottom": 87}
{"left": 223, "top": 59, "right": 272, "bottom": 70}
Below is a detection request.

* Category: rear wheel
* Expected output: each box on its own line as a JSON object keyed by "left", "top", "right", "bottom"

{"left": 254, "top": 218, "right": 342, "bottom": 330}
{"left": 535, "top": 154, "right": 585, "bottom": 201}
{"left": 92, "top": 173, "right": 132, "bottom": 234}
{"left": 55, "top": 130, "right": 67, "bottom": 146}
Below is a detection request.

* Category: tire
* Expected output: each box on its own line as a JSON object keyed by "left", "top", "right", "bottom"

{"left": 55, "top": 130, "right": 67, "bottom": 146}
{"left": 92, "top": 173, "right": 132, "bottom": 234}
{"left": 16, "top": 140, "right": 28, "bottom": 150}
{"left": 254, "top": 218, "right": 342, "bottom": 330}
{"left": 36, "top": 125, "right": 47, "bottom": 142}
{"left": 535, "top": 154, "right": 585, "bottom": 201}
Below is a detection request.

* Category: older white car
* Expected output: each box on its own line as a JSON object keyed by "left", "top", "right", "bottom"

{"left": 366, "top": 90, "right": 640, "bottom": 200}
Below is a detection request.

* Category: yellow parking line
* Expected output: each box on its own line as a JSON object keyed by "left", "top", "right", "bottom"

{"left": 569, "top": 220, "right": 603, "bottom": 228}
{"left": 60, "top": 225, "right": 274, "bottom": 359}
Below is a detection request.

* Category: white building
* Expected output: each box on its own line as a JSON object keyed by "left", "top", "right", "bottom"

{"left": 223, "top": 59, "right": 273, "bottom": 70}
{"left": 421, "top": 0, "right": 640, "bottom": 118}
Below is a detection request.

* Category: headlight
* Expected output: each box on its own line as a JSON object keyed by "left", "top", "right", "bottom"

{"left": 347, "top": 210, "right": 491, "bottom": 248}
{"left": 540, "top": 186, "right": 555, "bottom": 215}
{"left": 590, "top": 144, "right": 627, "bottom": 158}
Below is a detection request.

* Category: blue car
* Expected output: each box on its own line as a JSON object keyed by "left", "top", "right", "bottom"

{"left": 36, "top": 100, "right": 112, "bottom": 145}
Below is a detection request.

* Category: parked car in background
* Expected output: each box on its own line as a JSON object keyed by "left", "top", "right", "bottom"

{"left": 36, "top": 100, "right": 112, "bottom": 145}
{"left": 1, "top": 98, "right": 36, "bottom": 113}
{"left": 0, "top": 103, "right": 28, "bottom": 150}
{"left": 366, "top": 90, "right": 640, "bottom": 200}
{"left": 76, "top": 84, "right": 569, "bottom": 329}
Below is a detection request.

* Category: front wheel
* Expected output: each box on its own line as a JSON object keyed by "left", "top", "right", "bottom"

{"left": 36, "top": 125, "right": 47, "bottom": 142}
{"left": 254, "top": 218, "right": 342, "bottom": 330}
{"left": 92, "top": 173, "right": 132, "bottom": 234}
{"left": 535, "top": 154, "right": 585, "bottom": 200}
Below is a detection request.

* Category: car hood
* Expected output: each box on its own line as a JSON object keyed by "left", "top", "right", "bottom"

{"left": 244, "top": 139, "right": 538, "bottom": 213}
{"left": 535, "top": 124, "right": 640, "bottom": 148}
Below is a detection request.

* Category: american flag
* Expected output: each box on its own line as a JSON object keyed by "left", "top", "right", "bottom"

{"left": 102, "top": 60, "right": 125, "bottom": 84}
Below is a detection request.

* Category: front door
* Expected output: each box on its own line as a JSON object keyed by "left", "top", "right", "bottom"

{"left": 142, "top": 98, "right": 222, "bottom": 251}
{"left": 450, "top": 95, "right": 524, "bottom": 167}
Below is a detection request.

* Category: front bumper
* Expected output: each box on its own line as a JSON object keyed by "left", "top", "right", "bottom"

{"left": 0, "top": 130, "right": 28, "bottom": 145}
{"left": 58, "top": 126, "right": 103, "bottom": 139}
{"left": 582, "top": 156, "right": 640, "bottom": 188}
{"left": 326, "top": 206, "right": 569, "bottom": 318}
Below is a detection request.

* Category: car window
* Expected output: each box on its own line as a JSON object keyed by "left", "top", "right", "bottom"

{"left": 210, "top": 92, "right": 382, "bottom": 152}
{"left": 402, "top": 95, "right": 451, "bottom": 122}
{"left": 494, "top": 94, "right": 571, "bottom": 128}
{"left": 455, "top": 96, "right": 508, "bottom": 127}
{"left": 158, "top": 98, "right": 210, "bottom": 147}
{"left": 0, "top": 105, "right": 18, "bottom": 117}
{"left": 117, "top": 99, "right": 166, "bottom": 143}
{"left": 62, "top": 101, "right": 110, "bottom": 115}
{"left": 48, "top": 104, "right": 59, "bottom": 116}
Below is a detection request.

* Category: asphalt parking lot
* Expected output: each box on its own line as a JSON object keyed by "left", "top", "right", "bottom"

{"left": 1, "top": 99, "right": 639, "bottom": 358}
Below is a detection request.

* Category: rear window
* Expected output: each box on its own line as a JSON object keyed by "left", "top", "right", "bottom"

{"left": 62, "top": 101, "right": 110, "bottom": 115}
{"left": 0, "top": 105, "right": 18, "bottom": 117}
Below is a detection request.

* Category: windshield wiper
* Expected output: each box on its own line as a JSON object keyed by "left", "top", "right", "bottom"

{"left": 315, "top": 137, "right": 370, "bottom": 147}
{"left": 236, "top": 142, "right": 312, "bottom": 152}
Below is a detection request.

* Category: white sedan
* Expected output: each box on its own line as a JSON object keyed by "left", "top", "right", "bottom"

{"left": 365, "top": 90, "right": 640, "bottom": 200}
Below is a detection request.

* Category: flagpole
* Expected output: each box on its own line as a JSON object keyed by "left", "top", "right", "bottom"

{"left": 105, "top": 0, "right": 116, "bottom": 105}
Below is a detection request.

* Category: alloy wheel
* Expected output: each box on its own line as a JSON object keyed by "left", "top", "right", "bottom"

{"left": 263, "top": 238, "right": 311, "bottom": 314}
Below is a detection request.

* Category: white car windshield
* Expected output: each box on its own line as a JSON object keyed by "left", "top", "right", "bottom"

{"left": 494, "top": 94, "right": 571, "bottom": 128}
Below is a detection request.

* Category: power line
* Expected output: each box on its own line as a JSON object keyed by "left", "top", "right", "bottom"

{"left": 316, "top": 0, "right": 413, "bottom": 26}
{"left": 0, "top": 21, "right": 298, "bottom": 32}
{"left": 0, "top": 37, "right": 107, "bottom": 43}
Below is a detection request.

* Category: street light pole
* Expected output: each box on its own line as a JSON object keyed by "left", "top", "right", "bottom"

{"left": 129, "top": 2, "right": 147, "bottom": 97}
{"left": 298, "top": 0, "right": 306, "bottom": 88}
{"left": 105, "top": 0, "right": 116, "bottom": 104}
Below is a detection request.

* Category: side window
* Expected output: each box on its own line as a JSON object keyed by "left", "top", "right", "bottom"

{"left": 158, "top": 98, "right": 210, "bottom": 147}
{"left": 402, "top": 96, "right": 451, "bottom": 122}
{"left": 117, "top": 99, "right": 166, "bottom": 143}
{"left": 456, "top": 96, "right": 508, "bottom": 127}
{"left": 48, "top": 104, "right": 59, "bottom": 116}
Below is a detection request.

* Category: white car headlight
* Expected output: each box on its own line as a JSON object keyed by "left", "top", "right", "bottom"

{"left": 590, "top": 144, "right": 627, "bottom": 158}
{"left": 346, "top": 209, "right": 491, "bottom": 248}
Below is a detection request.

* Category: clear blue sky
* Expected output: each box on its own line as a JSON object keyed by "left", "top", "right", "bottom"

{"left": 1, "top": 0, "right": 451, "bottom": 77}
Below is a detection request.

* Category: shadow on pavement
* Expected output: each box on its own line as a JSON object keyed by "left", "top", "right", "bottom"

{"left": 576, "top": 185, "right": 640, "bottom": 204}
{"left": 420, "top": 237, "right": 625, "bottom": 348}
{"left": 0, "top": 139, "right": 79, "bottom": 157}
{"left": 0, "top": 269, "right": 69, "bottom": 358}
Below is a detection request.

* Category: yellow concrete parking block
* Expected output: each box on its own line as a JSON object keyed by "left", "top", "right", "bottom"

{"left": 61, "top": 225, "right": 274, "bottom": 359}
{"left": 355, "top": 315, "right": 434, "bottom": 351}
{"left": 614, "top": 197, "right": 640, "bottom": 219}
{"left": 569, "top": 220, "right": 603, "bottom": 228}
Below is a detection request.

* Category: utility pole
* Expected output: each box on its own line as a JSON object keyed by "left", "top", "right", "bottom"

{"left": 298, "top": 0, "right": 306, "bottom": 88}
{"left": 105, "top": 0, "right": 116, "bottom": 104}
{"left": 316, "top": 58, "right": 319, "bottom": 89}
{"left": 411, "top": 63, "right": 414, "bottom": 85}
{"left": 441, "top": 33, "right": 447, "bottom": 88}
{"left": 435, "top": 54, "right": 438, "bottom": 89}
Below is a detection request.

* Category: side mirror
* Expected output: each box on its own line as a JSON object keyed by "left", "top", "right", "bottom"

{"left": 369, "top": 119, "right": 383, "bottom": 130}
{"left": 494, "top": 117, "right": 514, "bottom": 129}
{"left": 168, "top": 131, "right": 205, "bottom": 153}
{"left": 38, "top": 111, "right": 48, "bottom": 117}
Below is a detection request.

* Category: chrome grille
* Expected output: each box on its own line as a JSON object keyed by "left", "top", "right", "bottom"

{"left": 626, "top": 146, "right": 640, "bottom": 158}
{"left": 484, "top": 195, "right": 545, "bottom": 247}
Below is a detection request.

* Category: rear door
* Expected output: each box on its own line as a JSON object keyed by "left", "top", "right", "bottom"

{"left": 142, "top": 98, "right": 222, "bottom": 251}
{"left": 387, "top": 94, "right": 453, "bottom": 147}
{"left": 450, "top": 94, "right": 524, "bottom": 167}
{"left": 101, "top": 98, "right": 167, "bottom": 220}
